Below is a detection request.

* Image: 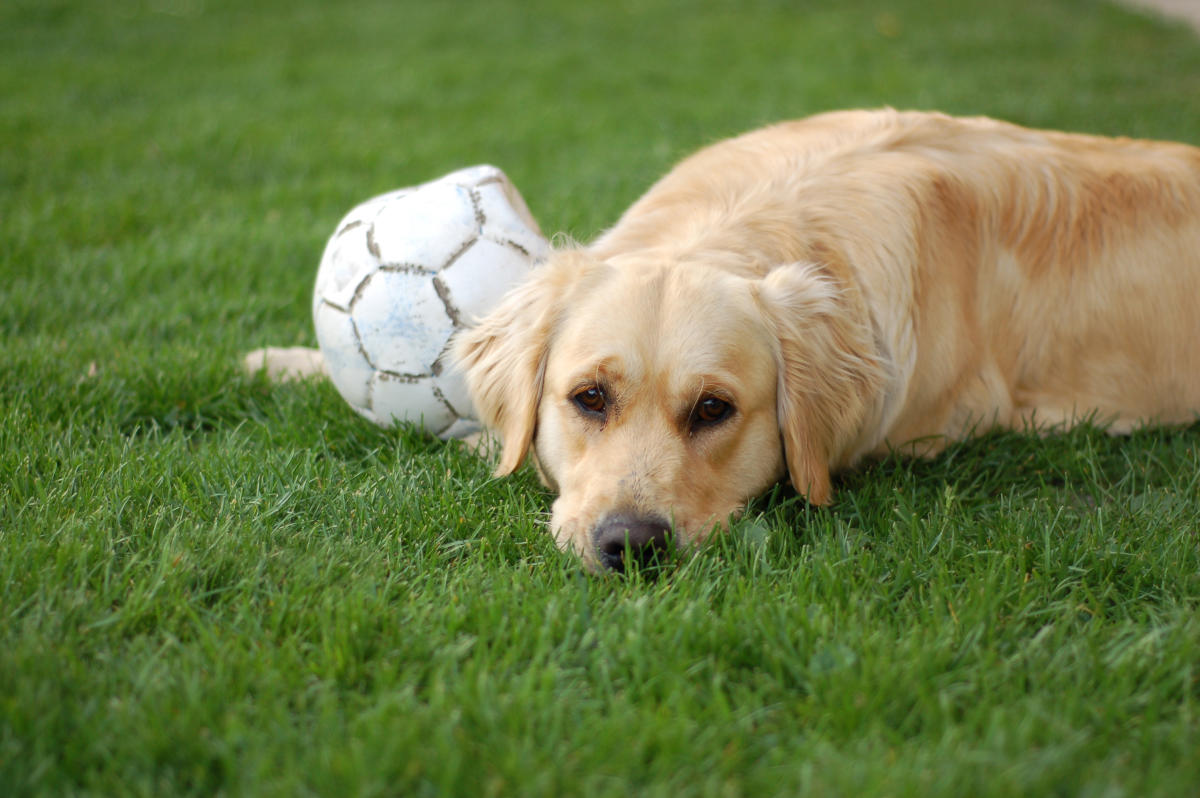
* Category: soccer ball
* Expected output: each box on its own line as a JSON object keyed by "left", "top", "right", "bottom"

{"left": 312, "top": 165, "right": 549, "bottom": 438}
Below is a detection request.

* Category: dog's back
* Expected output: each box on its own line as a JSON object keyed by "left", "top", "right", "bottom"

{"left": 593, "top": 109, "right": 1200, "bottom": 455}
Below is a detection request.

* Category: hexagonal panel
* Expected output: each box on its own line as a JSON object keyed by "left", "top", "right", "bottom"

{"left": 313, "top": 301, "right": 374, "bottom": 410}
{"left": 430, "top": 164, "right": 503, "bottom": 191}
{"left": 474, "top": 180, "right": 549, "bottom": 260}
{"left": 438, "top": 238, "right": 536, "bottom": 325}
{"left": 351, "top": 269, "right": 456, "bottom": 375}
{"left": 431, "top": 366, "right": 475, "bottom": 420}
{"left": 370, "top": 373, "right": 456, "bottom": 433}
{"left": 314, "top": 217, "right": 378, "bottom": 313}
{"left": 369, "top": 182, "right": 479, "bottom": 270}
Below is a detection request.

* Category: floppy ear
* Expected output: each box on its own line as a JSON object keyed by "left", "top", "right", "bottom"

{"left": 449, "top": 251, "right": 590, "bottom": 475}
{"left": 756, "top": 264, "right": 884, "bottom": 505}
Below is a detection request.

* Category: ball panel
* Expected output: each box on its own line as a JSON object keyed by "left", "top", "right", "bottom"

{"left": 348, "top": 403, "right": 381, "bottom": 426}
{"left": 473, "top": 181, "right": 550, "bottom": 259}
{"left": 431, "top": 368, "right": 474, "bottom": 420}
{"left": 433, "top": 164, "right": 503, "bottom": 188}
{"left": 438, "top": 417, "right": 482, "bottom": 440}
{"left": 313, "top": 302, "right": 374, "bottom": 410}
{"left": 371, "top": 373, "right": 457, "bottom": 433}
{"left": 352, "top": 269, "right": 456, "bottom": 375}
{"left": 369, "top": 183, "right": 479, "bottom": 270}
{"left": 342, "top": 187, "right": 413, "bottom": 219}
{"left": 314, "top": 217, "right": 378, "bottom": 313}
{"left": 437, "top": 238, "right": 537, "bottom": 324}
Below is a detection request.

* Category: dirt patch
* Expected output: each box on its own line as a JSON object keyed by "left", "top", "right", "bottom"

{"left": 1121, "top": 0, "right": 1200, "bottom": 34}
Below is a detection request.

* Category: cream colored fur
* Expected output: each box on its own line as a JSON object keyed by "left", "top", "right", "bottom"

{"left": 453, "top": 109, "right": 1200, "bottom": 567}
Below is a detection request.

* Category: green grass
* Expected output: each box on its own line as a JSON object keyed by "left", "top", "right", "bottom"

{"left": 3, "top": 0, "right": 1200, "bottom": 795}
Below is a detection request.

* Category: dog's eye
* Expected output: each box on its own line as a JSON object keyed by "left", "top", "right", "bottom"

{"left": 692, "top": 396, "right": 733, "bottom": 427}
{"left": 572, "top": 386, "right": 607, "bottom": 416}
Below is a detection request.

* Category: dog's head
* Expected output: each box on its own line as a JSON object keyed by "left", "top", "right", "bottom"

{"left": 451, "top": 248, "right": 881, "bottom": 571}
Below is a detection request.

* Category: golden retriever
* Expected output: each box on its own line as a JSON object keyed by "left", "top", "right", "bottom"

{"left": 450, "top": 109, "right": 1200, "bottom": 572}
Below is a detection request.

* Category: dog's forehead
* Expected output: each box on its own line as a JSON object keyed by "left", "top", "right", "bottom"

{"left": 553, "top": 260, "right": 775, "bottom": 387}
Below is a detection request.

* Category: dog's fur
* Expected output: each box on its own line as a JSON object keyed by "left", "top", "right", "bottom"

{"left": 450, "top": 109, "right": 1200, "bottom": 569}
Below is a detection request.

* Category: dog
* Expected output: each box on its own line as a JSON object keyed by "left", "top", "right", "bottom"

{"left": 449, "top": 109, "right": 1200, "bottom": 572}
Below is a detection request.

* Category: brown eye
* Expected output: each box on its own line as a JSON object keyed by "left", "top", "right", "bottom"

{"left": 693, "top": 395, "right": 733, "bottom": 427}
{"left": 572, "top": 386, "right": 607, "bottom": 416}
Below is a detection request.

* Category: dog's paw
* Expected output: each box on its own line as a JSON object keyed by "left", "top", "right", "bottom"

{"left": 243, "top": 346, "right": 328, "bottom": 381}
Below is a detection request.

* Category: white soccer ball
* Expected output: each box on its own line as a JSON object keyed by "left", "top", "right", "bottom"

{"left": 312, "top": 165, "right": 549, "bottom": 438}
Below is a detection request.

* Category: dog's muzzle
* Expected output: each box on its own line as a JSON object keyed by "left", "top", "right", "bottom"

{"left": 592, "top": 513, "right": 672, "bottom": 573}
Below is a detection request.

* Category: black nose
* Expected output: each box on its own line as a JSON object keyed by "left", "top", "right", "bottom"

{"left": 592, "top": 514, "right": 672, "bottom": 573}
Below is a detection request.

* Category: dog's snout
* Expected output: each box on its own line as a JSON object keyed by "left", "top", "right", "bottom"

{"left": 593, "top": 514, "right": 672, "bottom": 573}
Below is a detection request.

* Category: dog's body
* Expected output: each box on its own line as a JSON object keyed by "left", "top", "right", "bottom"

{"left": 451, "top": 109, "right": 1200, "bottom": 570}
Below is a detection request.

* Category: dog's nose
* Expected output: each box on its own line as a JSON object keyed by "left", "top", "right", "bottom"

{"left": 592, "top": 514, "right": 672, "bottom": 573}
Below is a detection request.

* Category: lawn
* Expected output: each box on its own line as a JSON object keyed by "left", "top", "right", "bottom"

{"left": 3, "top": 0, "right": 1200, "bottom": 795}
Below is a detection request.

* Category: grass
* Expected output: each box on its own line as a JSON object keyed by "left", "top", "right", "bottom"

{"left": 3, "top": 0, "right": 1200, "bottom": 795}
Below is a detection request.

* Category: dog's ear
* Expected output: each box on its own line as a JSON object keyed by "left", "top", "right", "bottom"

{"left": 450, "top": 251, "right": 590, "bottom": 475}
{"left": 756, "top": 264, "right": 884, "bottom": 505}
